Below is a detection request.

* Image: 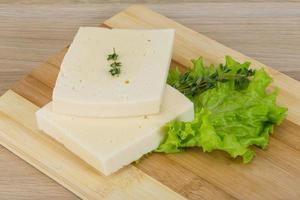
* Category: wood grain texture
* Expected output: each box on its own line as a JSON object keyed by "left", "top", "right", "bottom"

{"left": 0, "top": 91, "right": 186, "bottom": 200}
{"left": 0, "top": 2, "right": 300, "bottom": 200}
{"left": 0, "top": 2, "right": 300, "bottom": 95}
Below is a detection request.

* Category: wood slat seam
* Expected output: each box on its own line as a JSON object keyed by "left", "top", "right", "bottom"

{"left": 148, "top": 154, "right": 239, "bottom": 200}
{"left": 46, "top": 60, "right": 61, "bottom": 69}
{"left": 27, "top": 74, "right": 54, "bottom": 90}
{"left": 0, "top": 111, "right": 91, "bottom": 200}
{"left": 256, "top": 139, "right": 300, "bottom": 173}
{"left": 0, "top": 137, "right": 87, "bottom": 199}
{"left": 168, "top": 146, "right": 296, "bottom": 199}
{"left": 272, "top": 131, "right": 300, "bottom": 153}
{"left": 12, "top": 75, "right": 52, "bottom": 99}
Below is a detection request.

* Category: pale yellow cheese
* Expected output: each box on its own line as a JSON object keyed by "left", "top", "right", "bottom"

{"left": 37, "top": 85, "right": 193, "bottom": 175}
{"left": 53, "top": 27, "right": 175, "bottom": 117}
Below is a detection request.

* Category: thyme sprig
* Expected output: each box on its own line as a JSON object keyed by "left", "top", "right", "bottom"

{"left": 107, "top": 48, "right": 121, "bottom": 76}
{"left": 168, "top": 56, "right": 255, "bottom": 98}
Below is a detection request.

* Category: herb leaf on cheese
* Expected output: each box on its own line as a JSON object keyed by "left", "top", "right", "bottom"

{"left": 108, "top": 48, "right": 121, "bottom": 76}
{"left": 107, "top": 48, "right": 119, "bottom": 61}
{"left": 156, "top": 56, "right": 287, "bottom": 163}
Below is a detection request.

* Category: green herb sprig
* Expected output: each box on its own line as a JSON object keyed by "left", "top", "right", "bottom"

{"left": 168, "top": 56, "right": 255, "bottom": 98}
{"left": 107, "top": 48, "right": 122, "bottom": 76}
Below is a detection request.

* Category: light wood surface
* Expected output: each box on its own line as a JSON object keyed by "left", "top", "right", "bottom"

{"left": 0, "top": 90, "right": 186, "bottom": 200}
{"left": 0, "top": 2, "right": 300, "bottom": 200}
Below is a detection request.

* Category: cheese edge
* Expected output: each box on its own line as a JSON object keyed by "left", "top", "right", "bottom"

{"left": 35, "top": 98, "right": 193, "bottom": 176}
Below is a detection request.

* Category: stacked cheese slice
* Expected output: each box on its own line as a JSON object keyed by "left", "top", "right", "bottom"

{"left": 36, "top": 27, "right": 194, "bottom": 175}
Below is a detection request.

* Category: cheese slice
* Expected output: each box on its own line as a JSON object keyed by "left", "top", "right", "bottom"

{"left": 36, "top": 85, "right": 193, "bottom": 175}
{"left": 52, "top": 27, "right": 175, "bottom": 117}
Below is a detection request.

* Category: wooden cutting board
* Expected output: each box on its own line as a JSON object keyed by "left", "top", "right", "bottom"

{"left": 0, "top": 5, "right": 300, "bottom": 200}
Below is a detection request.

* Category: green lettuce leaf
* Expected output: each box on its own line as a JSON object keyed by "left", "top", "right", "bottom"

{"left": 156, "top": 57, "right": 287, "bottom": 163}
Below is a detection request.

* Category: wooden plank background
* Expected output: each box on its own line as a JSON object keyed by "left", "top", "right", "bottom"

{"left": 0, "top": 1, "right": 299, "bottom": 199}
